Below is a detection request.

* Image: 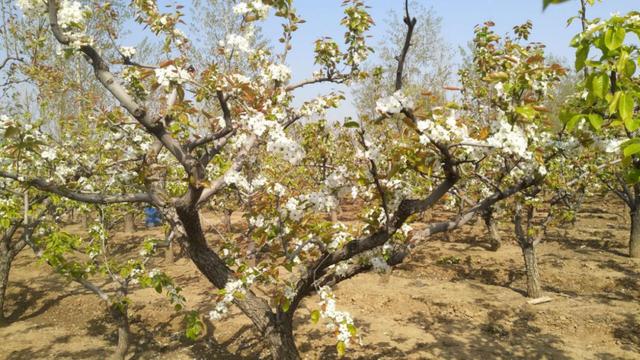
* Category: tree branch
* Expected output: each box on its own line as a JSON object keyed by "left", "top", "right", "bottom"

{"left": 47, "top": 1, "right": 196, "bottom": 176}
{"left": 0, "top": 170, "right": 151, "bottom": 204}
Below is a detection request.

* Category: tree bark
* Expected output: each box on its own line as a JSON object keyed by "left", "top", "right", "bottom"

{"left": 123, "top": 212, "right": 135, "bottom": 233}
{"left": 165, "top": 241, "right": 174, "bottom": 264}
{"left": 482, "top": 208, "right": 501, "bottom": 251}
{"left": 175, "top": 205, "right": 300, "bottom": 359}
{"left": 330, "top": 209, "right": 339, "bottom": 223}
{"left": 109, "top": 303, "right": 130, "bottom": 360}
{"left": 630, "top": 209, "right": 640, "bottom": 258}
{"left": 266, "top": 319, "right": 300, "bottom": 360}
{"left": 522, "top": 244, "right": 541, "bottom": 298}
{"left": 223, "top": 209, "right": 233, "bottom": 232}
{"left": 0, "top": 253, "right": 10, "bottom": 323}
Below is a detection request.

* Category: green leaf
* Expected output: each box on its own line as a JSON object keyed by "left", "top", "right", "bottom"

{"left": 591, "top": 73, "right": 610, "bottom": 99}
{"left": 617, "top": 50, "right": 629, "bottom": 74}
{"left": 588, "top": 114, "right": 603, "bottom": 131}
{"left": 623, "top": 143, "right": 640, "bottom": 158}
{"left": 343, "top": 121, "right": 360, "bottom": 128}
{"left": 604, "top": 27, "right": 625, "bottom": 51}
{"left": 625, "top": 168, "right": 640, "bottom": 183}
{"left": 516, "top": 106, "right": 537, "bottom": 120}
{"left": 566, "top": 114, "right": 584, "bottom": 132}
{"left": 609, "top": 91, "right": 622, "bottom": 114}
{"left": 575, "top": 45, "right": 589, "bottom": 72}
{"left": 310, "top": 310, "right": 320, "bottom": 324}
{"left": 336, "top": 341, "right": 346, "bottom": 357}
{"left": 281, "top": 298, "right": 290, "bottom": 312}
{"left": 543, "top": 0, "right": 570, "bottom": 10}
{"left": 185, "top": 312, "right": 203, "bottom": 341}
{"left": 619, "top": 91, "right": 635, "bottom": 123}
{"left": 347, "top": 323, "right": 357, "bottom": 337}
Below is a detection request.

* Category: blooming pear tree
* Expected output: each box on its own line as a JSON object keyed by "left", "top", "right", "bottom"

{"left": 0, "top": 1, "right": 578, "bottom": 359}
{"left": 544, "top": 0, "right": 640, "bottom": 257}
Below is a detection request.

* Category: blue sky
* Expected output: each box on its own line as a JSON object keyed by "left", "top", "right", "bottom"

{"left": 254, "top": 0, "right": 637, "bottom": 119}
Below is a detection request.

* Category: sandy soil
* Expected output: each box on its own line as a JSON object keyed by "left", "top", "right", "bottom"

{"left": 1, "top": 197, "right": 639, "bottom": 359}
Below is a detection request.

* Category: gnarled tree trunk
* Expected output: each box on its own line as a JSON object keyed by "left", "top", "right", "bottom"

{"left": 175, "top": 205, "right": 301, "bottom": 359}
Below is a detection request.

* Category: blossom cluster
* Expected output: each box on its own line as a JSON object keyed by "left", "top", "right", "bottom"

{"left": 232, "top": 0, "right": 270, "bottom": 19}
{"left": 155, "top": 65, "right": 192, "bottom": 89}
{"left": 375, "top": 91, "right": 414, "bottom": 115}
{"left": 317, "top": 286, "right": 357, "bottom": 347}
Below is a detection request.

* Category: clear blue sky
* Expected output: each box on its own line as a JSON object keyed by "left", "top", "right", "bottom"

{"left": 256, "top": 0, "right": 637, "bottom": 120}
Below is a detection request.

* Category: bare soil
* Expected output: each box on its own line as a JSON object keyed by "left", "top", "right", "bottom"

{"left": 1, "top": 197, "right": 639, "bottom": 359}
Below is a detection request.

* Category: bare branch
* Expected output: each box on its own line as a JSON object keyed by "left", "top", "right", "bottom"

{"left": 395, "top": 0, "right": 417, "bottom": 91}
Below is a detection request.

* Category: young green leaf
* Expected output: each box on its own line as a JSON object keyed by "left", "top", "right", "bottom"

{"left": 604, "top": 27, "right": 625, "bottom": 51}
{"left": 336, "top": 341, "right": 346, "bottom": 357}
{"left": 591, "top": 73, "right": 610, "bottom": 99}
{"left": 588, "top": 114, "right": 603, "bottom": 131}
{"left": 623, "top": 143, "right": 640, "bottom": 158}
{"left": 310, "top": 309, "right": 320, "bottom": 324}
{"left": 619, "top": 92, "right": 635, "bottom": 123}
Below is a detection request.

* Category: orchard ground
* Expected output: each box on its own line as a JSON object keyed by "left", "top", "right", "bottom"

{"left": 1, "top": 195, "right": 639, "bottom": 360}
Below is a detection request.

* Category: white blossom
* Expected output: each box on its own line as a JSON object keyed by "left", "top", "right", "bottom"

{"left": 119, "top": 46, "right": 136, "bottom": 58}
{"left": 155, "top": 65, "right": 191, "bottom": 89}
{"left": 375, "top": 91, "right": 414, "bottom": 115}
{"left": 266, "top": 64, "right": 292, "bottom": 82}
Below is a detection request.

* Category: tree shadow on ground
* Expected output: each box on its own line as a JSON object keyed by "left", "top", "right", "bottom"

{"left": 5, "top": 334, "right": 109, "bottom": 359}
{"left": 2, "top": 277, "right": 88, "bottom": 324}
{"left": 612, "top": 313, "right": 640, "bottom": 353}
{"left": 315, "top": 300, "right": 574, "bottom": 359}
{"left": 546, "top": 231, "right": 628, "bottom": 258}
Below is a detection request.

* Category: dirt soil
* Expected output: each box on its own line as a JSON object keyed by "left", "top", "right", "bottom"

{"left": 1, "top": 197, "right": 639, "bottom": 360}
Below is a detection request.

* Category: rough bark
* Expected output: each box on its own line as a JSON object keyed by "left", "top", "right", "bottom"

{"left": 175, "top": 205, "right": 300, "bottom": 359}
{"left": 522, "top": 245, "right": 542, "bottom": 298}
{"left": 0, "top": 254, "right": 10, "bottom": 323}
{"left": 123, "top": 212, "right": 135, "bottom": 233}
{"left": 482, "top": 209, "right": 501, "bottom": 251}
{"left": 109, "top": 304, "right": 130, "bottom": 360}
{"left": 630, "top": 209, "right": 640, "bottom": 258}
{"left": 266, "top": 319, "right": 300, "bottom": 360}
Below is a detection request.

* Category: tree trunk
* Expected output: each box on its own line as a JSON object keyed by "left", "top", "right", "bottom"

{"left": 165, "top": 241, "right": 174, "bottom": 264}
{"left": 522, "top": 245, "right": 541, "bottom": 298}
{"left": 109, "top": 303, "right": 130, "bottom": 360}
{"left": 330, "top": 209, "right": 338, "bottom": 223}
{"left": 0, "top": 254, "right": 10, "bottom": 323}
{"left": 175, "top": 205, "right": 301, "bottom": 359}
{"left": 223, "top": 209, "right": 233, "bottom": 232}
{"left": 482, "top": 208, "right": 501, "bottom": 251}
{"left": 123, "top": 213, "right": 135, "bottom": 233}
{"left": 266, "top": 320, "right": 300, "bottom": 360}
{"left": 630, "top": 210, "right": 640, "bottom": 258}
